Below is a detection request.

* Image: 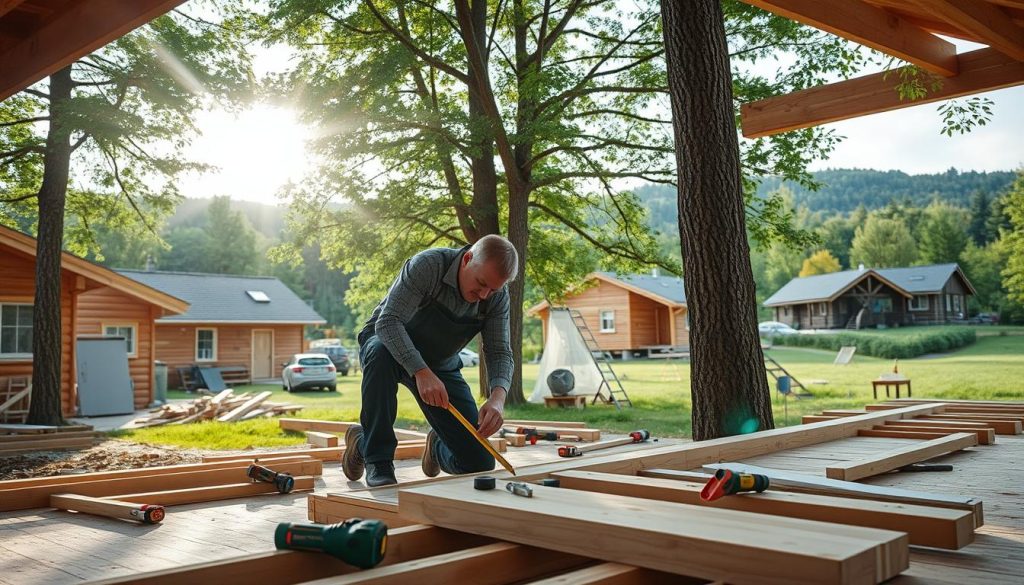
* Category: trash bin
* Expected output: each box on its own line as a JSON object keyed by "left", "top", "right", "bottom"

{"left": 153, "top": 360, "right": 168, "bottom": 406}
{"left": 777, "top": 375, "right": 791, "bottom": 395}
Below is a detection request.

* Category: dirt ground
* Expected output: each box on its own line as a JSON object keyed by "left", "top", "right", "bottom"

{"left": 0, "top": 438, "right": 204, "bottom": 481}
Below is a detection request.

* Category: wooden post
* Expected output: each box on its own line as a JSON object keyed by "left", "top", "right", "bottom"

{"left": 305, "top": 431, "right": 338, "bottom": 448}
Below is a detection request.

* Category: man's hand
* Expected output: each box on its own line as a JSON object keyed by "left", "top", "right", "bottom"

{"left": 477, "top": 387, "right": 506, "bottom": 438}
{"left": 414, "top": 368, "right": 449, "bottom": 409}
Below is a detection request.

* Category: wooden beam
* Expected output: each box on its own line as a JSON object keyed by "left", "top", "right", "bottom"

{"left": 306, "top": 542, "right": 591, "bottom": 585}
{"left": 802, "top": 415, "right": 841, "bottom": 424}
{"left": 0, "top": 430, "right": 96, "bottom": 443}
{"left": 280, "top": 418, "right": 427, "bottom": 441}
{"left": 399, "top": 481, "right": 910, "bottom": 584}
{"left": 886, "top": 398, "right": 1024, "bottom": 406}
{"left": 218, "top": 391, "right": 273, "bottom": 422}
{"left": 51, "top": 494, "right": 165, "bottom": 524}
{"left": 913, "top": 415, "right": 1022, "bottom": 434}
{"left": 743, "top": 0, "right": 957, "bottom": 75}
{"left": 740, "top": 47, "right": 1024, "bottom": 137}
{"left": 305, "top": 431, "right": 338, "bottom": 448}
{"left": 108, "top": 477, "right": 315, "bottom": 506}
{"left": 85, "top": 525, "right": 492, "bottom": 585}
{"left": 0, "top": 1, "right": 28, "bottom": 20}
{"left": 526, "top": 563, "right": 699, "bottom": 585}
{"left": 825, "top": 432, "right": 978, "bottom": 481}
{"left": 0, "top": 387, "right": 30, "bottom": 413}
{"left": 914, "top": 0, "right": 1024, "bottom": 61}
{"left": 308, "top": 492, "right": 417, "bottom": 527}
{"left": 0, "top": 455, "right": 314, "bottom": 489}
{"left": 873, "top": 423, "right": 995, "bottom": 444}
{"left": 553, "top": 470, "right": 974, "bottom": 549}
{"left": 0, "top": 460, "right": 321, "bottom": 511}
{"left": 200, "top": 441, "right": 425, "bottom": 463}
{"left": 857, "top": 428, "right": 954, "bottom": 440}
{"left": 503, "top": 419, "right": 588, "bottom": 428}
{"left": 0, "top": 0, "right": 189, "bottom": 102}
{"left": 0, "top": 437, "right": 95, "bottom": 456}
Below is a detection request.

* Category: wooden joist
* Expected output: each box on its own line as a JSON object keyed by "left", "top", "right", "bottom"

{"left": 304, "top": 431, "right": 338, "bottom": 448}
{"left": 200, "top": 441, "right": 425, "bottom": 463}
{"left": 503, "top": 419, "right": 588, "bottom": 428}
{"left": 399, "top": 480, "right": 910, "bottom": 584}
{"left": 552, "top": 470, "right": 974, "bottom": 550}
{"left": 279, "top": 418, "right": 428, "bottom": 442}
{"left": 0, "top": 430, "right": 97, "bottom": 443}
{"left": 0, "top": 436, "right": 96, "bottom": 456}
{"left": 802, "top": 415, "right": 841, "bottom": 424}
{"left": 108, "top": 476, "right": 316, "bottom": 506}
{"left": 826, "top": 432, "right": 978, "bottom": 481}
{"left": 50, "top": 494, "right": 164, "bottom": 524}
{"left": 85, "top": 525, "right": 492, "bottom": 585}
{"left": 0, "top": 459, "right": 322, "bottom": 511}
{"left": 915, "top": 0, "right": 1024, "bottom": 62}
{"left": 525, "top": 562, "right": 695, "bottom": 585}
{"left": 857, "top": 428, "right": 958, "bottom": 441}
{"left": 913, "top": 415, "right": 1022, "bottom": 434}
{"left": 872, "top": 423, "right": 995, "bottom": 444}
{"left": 308, "top": 492, "right": 417, "bottom": 528}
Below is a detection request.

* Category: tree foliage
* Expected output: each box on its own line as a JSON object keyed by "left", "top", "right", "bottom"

{"left": 917, "top": 202, "right": 968, "bottom": 265}
{"left": 799, "top": 249, "right": 840, "bottom": 277}
{"left": 1002, "top": 173, "right": 1024, "bottom": 305}
{"left": 849, "top": 215, "right": 918, "bottom": 269}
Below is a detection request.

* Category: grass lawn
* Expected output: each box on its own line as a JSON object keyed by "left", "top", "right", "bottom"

{"left": 111, "top": 332, "right": 1024, "bottom": 450}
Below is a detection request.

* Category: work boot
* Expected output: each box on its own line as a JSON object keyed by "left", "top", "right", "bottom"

{"left": 421, "top": 429, "right": 440, "bottom": 478}
{"left": 342, "top": 425, "right": 365, "bottom": 481}
{"left": 365, "top": 461, "right": 397, "bottom": 487}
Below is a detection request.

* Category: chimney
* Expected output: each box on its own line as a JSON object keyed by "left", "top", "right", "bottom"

{"left": 145, "top": 255, "right": 155, "bottom": 272}
{"left": 858, "top": 263, "right": 865, "bottom": 271}
{"left": 651, "top": 267, "right": 659, "bottom": 277}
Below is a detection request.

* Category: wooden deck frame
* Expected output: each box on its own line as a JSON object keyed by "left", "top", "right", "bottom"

{"left": 869, "top": 424, "right": 995, "bottom": 444}
{"left": 552, "top": 470, "right": 974, "bottom": 550}
{"left": 825, "top": 432, "right": 979, "bottom": 481}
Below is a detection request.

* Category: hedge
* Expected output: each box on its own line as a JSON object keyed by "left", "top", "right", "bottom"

{"left": 768, "top": 328, "right": 977, "bottom": 359}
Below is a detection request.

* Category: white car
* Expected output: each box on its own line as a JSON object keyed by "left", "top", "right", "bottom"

{"left": 282, "top": 353, "right": 337, "bottom": 392}
{"left": 758, "top": 321, "right": 798, "bottom": 336}
{"left": 459, "top": 349, "right": 480, "bottom": 367}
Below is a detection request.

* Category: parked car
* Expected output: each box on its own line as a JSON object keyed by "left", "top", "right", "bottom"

{"left": 321, "top": 345, "right": 351, "bottom": 376}
{"left": 758, "top": 321, "right": 798, "bottom": 336}
{"left": 968, "top": 312, "right": 1000, "bottom": 325}
{"left": 282, "top": 353, "right": 337, "bottom": 392}
{"left": 459, "top": 348, "right": 479, "bottom": 367}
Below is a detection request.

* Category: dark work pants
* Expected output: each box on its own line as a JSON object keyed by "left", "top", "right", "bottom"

{"left": 357, "top": 335, "right": 495, "bottom": 475}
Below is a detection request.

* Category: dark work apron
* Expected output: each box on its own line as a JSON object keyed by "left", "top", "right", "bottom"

{"left": 404, "top": 299, "right": 484, "bottom": 372}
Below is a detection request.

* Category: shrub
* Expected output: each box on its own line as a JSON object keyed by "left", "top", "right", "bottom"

{"left": 769, "top": 328, "right": 976, "bottom": 359}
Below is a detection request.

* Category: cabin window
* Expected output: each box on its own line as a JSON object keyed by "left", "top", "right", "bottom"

{"left": 0, "top": 304, "right": 32, "bottom": 357}
{"left": 817, "top": 302, "right": 827, "bottom": 316}
{"left": 909, "top": 295, "right": 929, "bottom": 312}
{"left": 945, "top": 294, "right": 952, "bottom": 312}
{"left": 196, "top": 328, "right": 217, "bottom": 361}
{"left": 103, "top": 324, "right": 137, "bottom": 357}
{"left": 782, "top": 307, "right": 790, "bottom": 317}
{"left": 871, "top": 298, "right": 893, "bottom": 313}
{"left": 953, "top": 295, "right": 962, "bottom": 313}
{"left": 599, "top": 310, "right": 615, "bottom": 333}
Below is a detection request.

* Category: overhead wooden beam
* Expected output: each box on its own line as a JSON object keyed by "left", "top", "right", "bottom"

{"left": 913, "top": 0, "right": 1024, "bottom": 61}
{"left": 740, "top": 47, "right": 1024, "bottom": 137}
{"left": 825, "top": 432, "right": 978, "bottom": 481}
{"left": 0, "top": 0, "right": 189, "bottom": 102}
{"left": 553, "top": 470, "right": 974, "bottom": 550}
{"left": 742, "top": 0, "right": 958, "bottom": 75}
{"left": 400, "top": 480, "right": 910, "bottom": 584}
{"left": 0, "top": 1, "right": 27, "bottom": 19}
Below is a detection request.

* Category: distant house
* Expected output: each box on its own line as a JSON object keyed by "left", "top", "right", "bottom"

{"left": 529, "top": 272, "right": 688, "bottom": 354}
{"left": 0, "top": 225, "right": 188, "bottom": 417}
{"left": 764, "top": 263, "right": 976, "bottom": 330}
{"left": 117, "top": 271, "right": 326, "bottom": 387}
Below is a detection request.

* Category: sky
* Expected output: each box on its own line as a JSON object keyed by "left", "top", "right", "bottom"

{"left": 176, "top": 34, "right": 1024, "bottom": 207}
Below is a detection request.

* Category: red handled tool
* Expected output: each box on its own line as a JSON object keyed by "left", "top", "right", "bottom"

{"left": 557, "top": 429, "right": 651, "bottom": 457}
{"left": 700, "top": 468, "right": 769, "bottom": 502}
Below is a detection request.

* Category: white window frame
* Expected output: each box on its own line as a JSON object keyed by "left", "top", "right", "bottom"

{"left": 102, "top": 323, "right": 138, "bottom": 358}
{"left": 908, "top": 295, "right": 929, "bottom": 312}
{"left": 599, "top": 310, "right": 616, "bottom": 333}
{"left": 196, "top": 328, "right": 218, "bottom": 362}
{"left": 817, "top": 302, "right": 828, "bottom": 316}
{"left": 945, "top": 294, "right": 952, "bottom": 312}
{"left": 0, "top": 302, "right": 33, "bottom": 359}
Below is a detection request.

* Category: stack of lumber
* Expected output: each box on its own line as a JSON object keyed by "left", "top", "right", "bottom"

{"left": 803, "top": 399, "right": 1024, "bottom": 438}
{"left": 0, "top": 454, "right": 322, "bottom": 518}
{"left": 132, "top": 390, "right": 303, "bottom": 427}
{"left": 0, "top": 424, "right": 97, "bottom": 457}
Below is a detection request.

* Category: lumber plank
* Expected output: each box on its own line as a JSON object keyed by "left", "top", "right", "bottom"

{"left": 218, "top": 391, "right": 273, "bottom": 422}
{"left": 308, "top": 492, "right": 417, "bottom": 528}
{"left": 802, "top": 415, "right": 841, "bottom": 424}
{"left": 504, "top": 425, "right": 601, "bottom": 441}
{"left": 399, "top": 479, "right": 910, "bottom": 584}
{"left": 886, "top": 398, "right": 1024, "bottom": 407}
{"left": 503, "top": 419, "right": 588, "bottom": 428}
{"left": 488, "top": 437, "right": 507, "bottom": 453}
{"left": 200, "top": 441, "right": 425, "bottom": 463}
{"left": 0, "top": 423, "right": 59, "bottom": 434}
{"left": 943, "top": 405, "right": 1024, "bottom": 415}
{"left": 524, "top": 562, "right": 699, "bottom": 585}
{"left": 108, "top": 476, "right": 315, "bottom": 506}
{"left": 0, "top": 455, "right": 314, "bottom": 489}
{"left": 552, "top": 470, "right": 973, "bottom": 550}
{"left": 305, "top": 431, "right": 338, "bottom": 448}
{"left": 50, "top": 494, "right": 164, "bottom": 524}
{"left": 280, "top": 418, "right": 427, "bottom": 441}
{"left": 826, "top": 433, "right": 978, "bottom": 481}
{"left": 913, "top": 0, "right": 1024, "bottom": 62}
{"left": 0, "top": 387, "right": 31, "bottom": 413}
{"left": 0, "top": 460, "right": 321, "bottom": 511}
{"left": 296, "top": 542, "right": 591, "bottom": 585}
{"left": 871, "top": 424, "right": 995, "bottom": 444}
{"left": 693, "top": 463, "right": 985, "bottom": 527}
{"left": 0, "top": 431, "right": 96, "bottom": 443}
{"left": 85, "top": 525, "right": 492, "bottom": 585}
{"left": 857, "top": 429, "right": 954, "bottom": 440}
{"left": 913, "top": 415, "right": 1022, "bottom": 434}
{"left": 0, "top": 437, "right": 95, "bottom": 455}
{"left": 503, "top": 433, "right": 526, "bottom": 447}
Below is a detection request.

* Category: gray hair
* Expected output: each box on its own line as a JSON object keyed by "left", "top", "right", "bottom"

{"left": 469, "top": 234, "right": 519, "bottom": 281}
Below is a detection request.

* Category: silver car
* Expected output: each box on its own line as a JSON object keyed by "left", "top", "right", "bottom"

{"left": 282, "top": 353, "right": 337, "bottom": 392}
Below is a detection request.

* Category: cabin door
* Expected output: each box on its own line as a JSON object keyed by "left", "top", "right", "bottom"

{"left": 252, "top": 330, "right": 274, "bottom": 379}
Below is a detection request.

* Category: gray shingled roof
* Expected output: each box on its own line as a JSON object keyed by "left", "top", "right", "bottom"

{"left": 598, "top": 272, "right": 686, "bottom": 305}
{"left": 763, "top": 263, "right": 970, "bottom": 307}
{"left": 118, "top": 270, "right": 325, "bottom": 324}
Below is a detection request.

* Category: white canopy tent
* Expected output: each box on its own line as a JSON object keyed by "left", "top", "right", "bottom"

{"left": 529, "top": 309, "right": 603, "bottom": 403}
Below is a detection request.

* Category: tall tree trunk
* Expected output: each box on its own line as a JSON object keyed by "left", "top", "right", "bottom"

{"left": 28, "top": 66, "right": 74, "bottom": 426}
{"left": 660, "top": 0, "right": 773, "bottom": 440}
{"left": 505, "top": 187, "right": 529, "bottom": 405}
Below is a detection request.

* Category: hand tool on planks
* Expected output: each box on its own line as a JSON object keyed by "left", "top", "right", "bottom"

{"left": 446, "top": 403, "right": 516, "bottom": 475}
{"left": 558, "top": 429, "right": 651, "bottom": 457}
{"left": 509, "top": 426, "right": 582, "bottom": 445}
{"left": 276, "top": 519, "right": 388, "bottom": 569}
{"left": 897, "top": 463, "right": 953, "bottom": 472}
{"left": 506, "top": 482, "right": 533, "bottom": 497}
{"left": 700, "top": 468, "right": 769, "bottom": 502}
{"left": 50, "top": 494, "right": 165, "bottom": 524}
{"left": 247, "top": 463, "right": 296, "bottom": 494}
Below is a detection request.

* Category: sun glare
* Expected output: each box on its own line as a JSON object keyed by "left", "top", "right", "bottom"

{"left": 180, "top": 104, "right": 313, "bottom": 206}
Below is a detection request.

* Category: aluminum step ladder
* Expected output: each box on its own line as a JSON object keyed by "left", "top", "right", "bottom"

{"left": 764, "top": 355, "right": 812, "bottom": 399}
{"left": 563, "top": 309, "right": 633, "bottom": 410}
